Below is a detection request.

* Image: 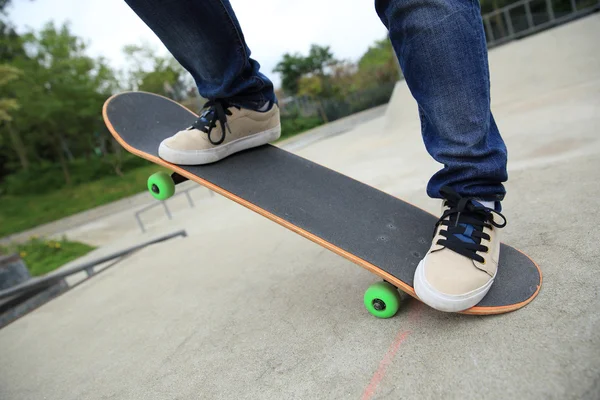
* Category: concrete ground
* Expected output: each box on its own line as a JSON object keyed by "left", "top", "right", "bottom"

{"left": 1, "top": 15, "right": 600, "bottom": 400}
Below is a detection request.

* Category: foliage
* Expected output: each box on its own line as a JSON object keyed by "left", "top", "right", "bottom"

{"left": 1, "top": 235, "right": 95, "bottom": 276}
{"left": 0, "top": 17, "right": 202, "bottom": 189}
{"left": 274, "top": 39, "right": 399, "bottom": 102}
{"left": 304, "top": 45, "right": 337, "bottom": 77}
{"left": 273, "top": 44, "right": 338, "bottom": 96}
{"left": 122, "top": 43, "right": 194, "bottom": 100}
{"left": 0, "top": 22, "right": 119, "bottom": 184}
{"left": 297, "top": 75, "right": 324, "bottom": 98}
{"left": 279, "top": 113, "right": 323, "bottom": 141}
{"left": 0, "top": 64, "right": 20, "bottom": 121}
{"left": 273, "top": 53, "right": 312, "bottom": 96}
{"left": 321, "top": 82, "right": 396, "bottom": 122}
{"left": 356, "top": 38, "right": 400, "bottom": 88}
{"left": 0, "top": 5, "right": 25, "bottom": 122}
{"left": 272, "top": 36, "right": 399, "bottom": 128}
{"left": 328, "top": 61, "right": 360, "bottom": 96}
{"left": 1, "top": 153, "right": 151, "bottom": 195}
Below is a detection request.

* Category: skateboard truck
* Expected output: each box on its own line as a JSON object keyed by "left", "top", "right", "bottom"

{"left": 171, "top": 172, "right": 188, "bottom": 185}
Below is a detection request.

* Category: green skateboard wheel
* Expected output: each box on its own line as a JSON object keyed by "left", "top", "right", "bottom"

{"left": 363, "top": 281, "right": 401, "bottom": 318}
{"left": 147, "top": 171, "right": 175, "bottom": 200}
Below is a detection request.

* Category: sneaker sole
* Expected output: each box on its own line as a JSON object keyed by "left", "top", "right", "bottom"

{"left": 158, "top": 125, "right": 281, "bottom": 165}
{"left": 413, "top": 256, "right": 495, "bottom": 312}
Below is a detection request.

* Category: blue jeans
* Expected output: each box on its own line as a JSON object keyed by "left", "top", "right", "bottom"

{"left": 124, "top": 0, "right": 507, "bottom": 201}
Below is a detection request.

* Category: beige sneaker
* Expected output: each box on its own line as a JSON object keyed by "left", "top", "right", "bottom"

{"left": 159, "top": 100, "right": 281, "bottom": 165}
{"left": 414, "top": 186, "right": 507, "bottom": 312}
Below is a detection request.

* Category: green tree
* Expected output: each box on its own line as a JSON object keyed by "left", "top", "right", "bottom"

{"left": 274, "top": 44, "right": 338, "bottom": 97}
{"left": 0, "top": 64, "right": 20, "bottom": 122}
{"left": 0, "top": 14, "right": 29, "bottom": 171}
{"left": 328, "top": 61, "right": 359, "bottom": 97}
{"left": 297, "top": 74, "right": 329, "bottom": 122}
{"left": 304, "top": 45, "right": 336, "bottom": 78}
{"left": 123, "top": 43, "right": 193, "bottom": 100}
{"left": 0, "top": 64, "right": 26, "bottom": 173}
{"left": 272, "top": 53, "right": 310, "bottom": 96}
{"left": 358, "top": 38, "right": 393, "bottom": 70}
{"left": 2, "top": 22, "right": 118, "bottom": 183}
{"left": 356, "top": 37, "right": 400, "bottom": 89}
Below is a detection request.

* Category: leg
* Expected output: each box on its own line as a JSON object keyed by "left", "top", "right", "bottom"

{"left": 124, "top": 0, "right": 281, "bottom": 165}
{"left": 375, "top": 0, "right": 507, "bottom": 202}
{"left": 375, "top": 0, "right": 508, "bottom": 312}
{"left": 124, "top": 0, "right": 275, "bottom": 109}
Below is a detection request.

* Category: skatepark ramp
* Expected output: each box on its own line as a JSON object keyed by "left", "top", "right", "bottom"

{"left": 383, "top": 11, "right": 600, "bottom": 133}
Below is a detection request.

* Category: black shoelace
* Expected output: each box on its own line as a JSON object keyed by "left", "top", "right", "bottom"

{"left": 434, "top": 186, "right": 507, "bottom": 264}
{"left": 189, "top": 100, "right": 238, "bottom": 145}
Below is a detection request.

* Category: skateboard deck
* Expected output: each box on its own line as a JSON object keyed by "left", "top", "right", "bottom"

{"left": 103, "top": 91, "right": 541, "bottom": 316}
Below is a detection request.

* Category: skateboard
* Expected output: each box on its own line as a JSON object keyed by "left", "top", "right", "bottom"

{"left": 102, "top": 91, "right": 542, "bottom": 317}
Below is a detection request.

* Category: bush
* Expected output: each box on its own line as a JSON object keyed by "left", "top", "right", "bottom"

{"left": 322, "top": 82, "right": 396, "bottom": 122}
{"left": 1, "top": 154, "right": 152, "bottom": 195}
{"left": 280, "top": 114, "right": 324, "bottom": 140}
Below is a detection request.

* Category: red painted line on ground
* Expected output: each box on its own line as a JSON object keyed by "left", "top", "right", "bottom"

{"left": 361, "top": 302, "right": 425, "bottom": 400}
{"left": 361, "top": 330, "right": 410, "bottom": 400}
{"left": 409, "top": 301, "right": 424, "bottom": 323}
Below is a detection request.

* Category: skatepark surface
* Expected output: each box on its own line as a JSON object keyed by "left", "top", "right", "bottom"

{"left": 1, "top": 15, "right": 599, "bottom": 400}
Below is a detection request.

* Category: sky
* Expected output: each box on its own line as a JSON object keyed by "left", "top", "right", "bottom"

{"left": 7, "top": 0, "right": 389, "bottom": 88}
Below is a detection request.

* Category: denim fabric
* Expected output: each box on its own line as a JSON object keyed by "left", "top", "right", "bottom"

{"left": 125, "top": 0, "right": 507, "bottom": 201}
{"left": 375, "top": 0, "right": 507, "bottom": 201}
{"left": 124, "top": 0, "right": 276, "bottom": 109}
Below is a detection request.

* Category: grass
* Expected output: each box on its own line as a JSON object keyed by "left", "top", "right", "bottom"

{"left": 278, "top": 115, "right": 324, "bottom": 142}
{"left": 0, "top": 164, "right": 168, "bottom": 238}
{"left": 1, "top": 236, "right": 96, "bottom": 276}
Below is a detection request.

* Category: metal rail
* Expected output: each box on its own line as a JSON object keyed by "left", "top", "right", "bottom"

{"left": 0, "top": 230, "right": 187, "bottom": 301}
{"left": 134, "top": 186, "right": 214, "bottom": 233}
{"left": 482, "top": 0, "right": 600, "bottom": 47}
